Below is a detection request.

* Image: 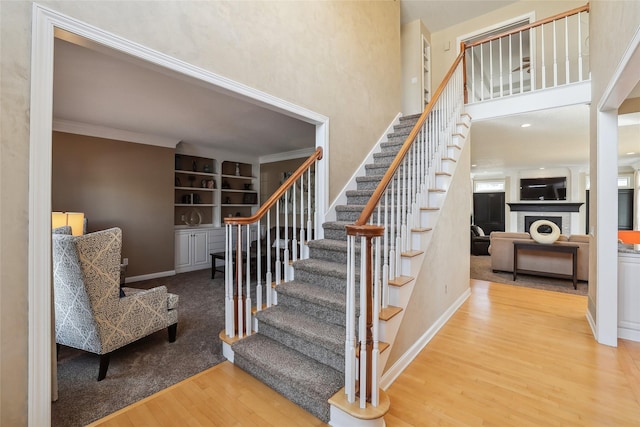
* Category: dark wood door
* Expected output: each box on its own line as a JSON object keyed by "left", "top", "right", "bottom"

{"left": 618, "top": 189, "right": 634, "bottom": 230}
{"left": 585, "top": 189, "right": 634, "bottom": 232}
{"left": 473, "top": 192, "right": 505, "bottom": 234}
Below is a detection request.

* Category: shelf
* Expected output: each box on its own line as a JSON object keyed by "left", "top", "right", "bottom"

{"left": 221, "top": 189, "right": 256, "bottom": 193}
{"left": 222, "top": 204, "right": 259, "bottom": 207}
{"left": 220, "top": 173, "right": 255, "bottom": 180}
{"left": 175, "top": 186, "right": 216, "bottom": 192}
{"left": 175, "top": 203, "right": 216, "bottom": 207}
{"left": 175, "top": 170, "right": 216, "bottom": 177}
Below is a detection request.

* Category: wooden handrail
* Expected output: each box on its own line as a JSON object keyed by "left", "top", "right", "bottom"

{"left": 224, "top": 147, "right": 323, "bottom": 226}
{"left": 464, "top": 3, "right": 589, "bottom": 49}
{"left": 352, "top": 50, "right": 465, "bottom": 228}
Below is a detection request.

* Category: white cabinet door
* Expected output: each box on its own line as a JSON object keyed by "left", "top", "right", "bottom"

{"left": 175, "top": 227, "right": 213, "bottom": 273}
{"left": 175, "top": 230, "right": 192, "bottom": 271}
{"left": 192, "top": 230, "right": 209, "bottom": 268}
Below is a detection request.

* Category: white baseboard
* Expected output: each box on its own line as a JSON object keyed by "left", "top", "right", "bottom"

{"left": 125, "top": 270, "right": 176, "bottom": 283}
{"left": 618, "top": 327, "right": 640, "bottom": 342}
{"left": 586, "top": 309, "right": 597, "bottom": 341}
{"left": 380, "top": 288, "right": 471, "bottom": 390}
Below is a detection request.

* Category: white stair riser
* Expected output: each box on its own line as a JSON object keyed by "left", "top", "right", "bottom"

{"left": 428, "top": 191, "right": 446, "bottom": 207}
{"left": 435, "top": 174, "right": 451, "bottom": 191}
{"left": 440, "top": 159, "right": 456, "bottom": 174}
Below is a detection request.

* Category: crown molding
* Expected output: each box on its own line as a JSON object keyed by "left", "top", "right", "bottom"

{"left": 53, "top": 118, "right": 179, "bottom": 148}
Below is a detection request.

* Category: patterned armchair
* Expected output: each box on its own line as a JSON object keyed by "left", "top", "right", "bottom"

{"left": 52, "top": 227, "right": 178, "bottom": 381}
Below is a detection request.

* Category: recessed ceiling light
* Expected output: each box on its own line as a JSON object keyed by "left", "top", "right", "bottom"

{"left": 627, "top": 152, "right": 636, "bottom": 155}
{"left": 521, "top": 123, "right": 531, "bottom": 128}
{"left": 471, "top": 164, "right": 477, "bottom": 167}
{"left": 539, "top": 167, "right": 545, "bottom": 170}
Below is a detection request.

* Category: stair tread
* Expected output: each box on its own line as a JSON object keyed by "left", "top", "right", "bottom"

{"left": 232, "top": 334, "right": 343, "bottom": 420}
{"left": 277, "top": 280, "right": 346, "bottom": 311}
{"left": 256, "top": 305, "right": 344, "bottom": 352}
{"left": 295, "top": 258, "right": 348, "bottom": 277}
{"left": 379, "top": 305, "right": 403, "bottom": 321}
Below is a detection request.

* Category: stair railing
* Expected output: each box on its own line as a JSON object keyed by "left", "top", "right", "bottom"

{"left": 464, "top": 3, "right": 589, "bottom": 103}
{"left": 223, "top": 147, "right": 323, "bottom": 339}
{"left": 344, "top": 51, "right": 465, "bottom": 408}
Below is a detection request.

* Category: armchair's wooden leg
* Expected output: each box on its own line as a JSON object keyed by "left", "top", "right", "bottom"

{"left": 168, "top": 323, "right": 177, "bottom": 343}
{"left": 98, "top": 353, "right": 111, "bottom": 381}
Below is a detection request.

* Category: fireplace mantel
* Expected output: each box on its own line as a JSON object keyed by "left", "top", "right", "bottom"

{"left": 507, "top": 202, "right": 583, "bottom": 213}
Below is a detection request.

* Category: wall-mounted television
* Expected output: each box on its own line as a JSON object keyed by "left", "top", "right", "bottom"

{"left": 520, "top": 177, "right": 567, "bottom": 201}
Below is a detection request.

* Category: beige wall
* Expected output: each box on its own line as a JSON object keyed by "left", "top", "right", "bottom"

{"left": 260, "top": 157, "right": 307, "bottom": 227}
{"left": 386, "top": 129, "right": 472, "bottom": 368}
{"left": 401, "top": 19, "right": 431, "bottom": 115}
{"left": 430, "top": 0, "right": 585, "bottom": 84}
{"left": 1, "top": 1, "right": 401, "bottom": 424}
{"left": 587, "top": 0, "right": 640, "bottom": 324}
{"left": 52, "top": 132, "right": 175, "bottom": 278}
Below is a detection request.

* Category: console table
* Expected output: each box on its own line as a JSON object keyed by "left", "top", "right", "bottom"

{"left": 513, "top": 242, "right": 579, "bottom": 289}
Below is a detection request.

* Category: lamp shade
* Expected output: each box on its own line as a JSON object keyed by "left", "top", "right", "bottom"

{"left": 52, "top": 212, "right": 85, "bottom": 236}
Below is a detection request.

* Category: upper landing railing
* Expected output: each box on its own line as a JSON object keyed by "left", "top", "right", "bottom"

{"left": 464, "top": 3, "right": 590, "bottom": 103}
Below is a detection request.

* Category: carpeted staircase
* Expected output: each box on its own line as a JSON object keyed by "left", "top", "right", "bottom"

{"left": 231, "top": 114, "right": 422, "bottom": 422}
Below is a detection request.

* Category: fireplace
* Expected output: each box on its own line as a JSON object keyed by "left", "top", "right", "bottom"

{"left": 508, "top": 202, "right": 583, "bottom": 235}
{"left": 524, "top": 216, "right": 562, "bottom": 233}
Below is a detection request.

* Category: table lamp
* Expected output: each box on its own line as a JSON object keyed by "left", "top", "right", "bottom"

{"left": 52, "top": 212, "right": 85, "bottom": 236}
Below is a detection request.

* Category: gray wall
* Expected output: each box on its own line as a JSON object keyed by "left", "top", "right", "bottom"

{"left": 52, "top": 132, "right": 175, "bottom": 278}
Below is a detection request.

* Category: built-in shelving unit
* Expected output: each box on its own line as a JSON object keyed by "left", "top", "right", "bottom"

{"left": 174, "top": 154, "right": 259, "bottom": 227}
{"left": 174, "top": 154, "right": 218, "bottom": 227}
{"left": 220, "top": 161, "right": 259, "bottom": 219}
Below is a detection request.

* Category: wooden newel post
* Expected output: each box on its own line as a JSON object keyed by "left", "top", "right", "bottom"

{"left": 345, "top": 224, "right": 384, "bottom": 403}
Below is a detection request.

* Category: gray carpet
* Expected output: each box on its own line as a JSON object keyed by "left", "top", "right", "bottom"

{"left": 470, "top": 254, "right": 588, "bottom": 296}
{"left": 52, "top": 269, "right": 226, "bottom": 427}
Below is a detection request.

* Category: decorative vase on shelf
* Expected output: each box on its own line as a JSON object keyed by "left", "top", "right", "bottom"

{"left": 192, "top": 160, "right": 197, "bottom": 172}
{"left": 235, "top": 163, "right": 240, "bottom": 176}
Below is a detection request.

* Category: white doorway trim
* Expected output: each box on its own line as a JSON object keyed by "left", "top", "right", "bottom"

{"left": 29, "top": 4, "right": 329, "bottom": 425}
{"left": 589, "top": 26, "right": 640, "bottom": 347}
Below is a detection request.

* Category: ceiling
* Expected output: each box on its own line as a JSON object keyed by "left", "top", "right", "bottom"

{"left": 400, "top": 0, "right": 519, "bottom": 30}
{"left": 53, "top": 37, "right": 316, "bottom": 159}
{"left": 53, "top": 3, "right": 640, "bottom": 172}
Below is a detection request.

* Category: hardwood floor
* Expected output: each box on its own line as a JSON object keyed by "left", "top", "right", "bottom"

{"left": 89, "top": 279, "right": 640, "bottom": 427}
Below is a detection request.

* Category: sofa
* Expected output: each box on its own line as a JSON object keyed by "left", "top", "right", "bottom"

{"left": 489, "top": 231, "right": 590, "bottom": 281}
{"left": 470, "top": 225, "right": 490, "bottom": 255}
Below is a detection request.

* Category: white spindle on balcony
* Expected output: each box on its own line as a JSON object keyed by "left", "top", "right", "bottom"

{"left": 465, "top": 4, "right": 589, "bottom": 103}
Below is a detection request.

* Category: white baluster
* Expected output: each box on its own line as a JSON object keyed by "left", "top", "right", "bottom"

{"left": 236, "top": 225, "right": 244, "bottom": 338}
{"left": 345, "top": 235, "right": 357, "bottom": 403}
{"left": 292, "top": 181, "right": 298, "bottom": 264}
{"left": 383, "top": 190, "right": 389, "bottom": 308}
{"left": 372, "top": 235, "right": 381, "bottom": 406}
{"left": 283, "top": 189, "right": 289, "bottom": 282}
{"left": 498, "top": 37, "right": 503, "bottom": 98}
{"left": 578, "top": 12, "right": 583, "bottom": 81}
{"left": 565, "top": 16, "right": 570, "bottom": 84}
{"left": 553, "top": 20, "right": 558, "bottom": 87}
{"left": 257, "top": 220, "right": 262, "bottom": 313}
{"left": 225, "top": 224, "right": 234, "bottom": 337}
{"left": 266, "top": 214, "right": 272, "bottom": 307}
{"left": 245, "top": 224, "right": 252, "bottom": 334}
{"left": 275, "top": 202, "right": 281, "bottom": 285}
{"left": 508, "top": 34, "right": 513, "bottom": 95}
